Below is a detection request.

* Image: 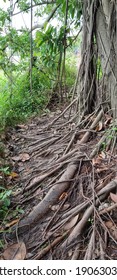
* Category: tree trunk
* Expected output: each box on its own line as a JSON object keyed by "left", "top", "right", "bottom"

{"left": 78, "top": 0, "right": 117, "bottom": 117}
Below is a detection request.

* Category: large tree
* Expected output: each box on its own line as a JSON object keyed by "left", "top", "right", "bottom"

{"left": 2, "top": 0, "right": 117, "bottom": 260}
{"left": 78, "top": 0, "right": 117, "bottom": 117}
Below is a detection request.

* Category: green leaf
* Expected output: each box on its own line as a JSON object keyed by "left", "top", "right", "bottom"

{"left": 3, "top": 198, "right": 11, "bottom": 207}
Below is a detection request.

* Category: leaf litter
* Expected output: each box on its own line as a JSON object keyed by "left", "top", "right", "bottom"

{"left": 0, "top": 105, "right": 117, "bottom": 260}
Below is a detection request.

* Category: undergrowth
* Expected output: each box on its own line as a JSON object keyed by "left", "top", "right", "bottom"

{"left": 0, "top": 52, "right": 77, "bottom": 129}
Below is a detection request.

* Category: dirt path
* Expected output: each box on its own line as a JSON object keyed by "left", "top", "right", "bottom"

{"left": 1, "top": 106, "right": 117, "bottom": 260}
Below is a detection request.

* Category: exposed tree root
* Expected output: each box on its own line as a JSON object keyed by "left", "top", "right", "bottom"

{"left": 3, "top": 106, "right": 117, "bottom": 260}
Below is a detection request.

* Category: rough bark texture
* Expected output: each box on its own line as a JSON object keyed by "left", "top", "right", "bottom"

{"left": 79, "top": 0, "right": 117, "bottom": 117}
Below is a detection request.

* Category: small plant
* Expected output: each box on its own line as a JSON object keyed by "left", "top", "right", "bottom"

{"left": 101, "top": 141, "right": 107, "bottom": 151}
{"left": 0, "top": 166, "right": 10, "bottom": 175}
{"left": 12, "top": 206, "right": 24, "bottom": 218}
{"left": 0, "top": 186, "right": 12, "bottom": 219}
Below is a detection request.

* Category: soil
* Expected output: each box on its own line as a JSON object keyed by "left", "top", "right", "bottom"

{"left": 0, "top": 105, "right": 117, "bottom": 260}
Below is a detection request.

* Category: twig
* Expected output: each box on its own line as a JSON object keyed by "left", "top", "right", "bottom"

{"left": 99, "top": 202, "right": 117, "bottom": 215}
{"left": 71, "top": 242, "right": 81, "bottom": 260}
{"left": 84, "top": 230, "right": 94, "bottom": 259}
{"left": 47, "top": 98, "right": 77, "bottom": 128}
{"left": 34, "top": 232, "right": 68, "bottom": 260}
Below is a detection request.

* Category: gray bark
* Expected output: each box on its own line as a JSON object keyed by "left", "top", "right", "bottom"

{"left": 78, "top": 0, "right": 117, "bottom": 117}
{"left": 96, "top": 0, "right": 117, "bottom": 117}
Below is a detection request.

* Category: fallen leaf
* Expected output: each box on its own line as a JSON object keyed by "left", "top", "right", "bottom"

{"left": 105, "top": 221, "right": 113, "bottom": 229}
{"left": 104, "top": 115, "right": 112, "bottom": 126}
{"left": 105, "top": 221, "right": 117, "bottom": 240}
{"left": 9, "top": 172, "right": 19, "bottom": 178}
{"left": 12, "top": 153, "right": 30, "bottom": 162}
{"left": 97, "top": 167, "right": 108, "bottom": 173}
{"left": 110, "top": 192, "right": 117, "bottom": 203}
{"left": 92, "top": 157, "right": 101, "bottom": 166}
{"left": 63, "top": 214, "right": 79, "bottom": 230}
{"left": 59, "top": 192, "right": 68, "bottom": 201}
{"left": 96, "top": 121, "right": 103, "bottom": 131}
{"left": 68, "top": 249, "right": 73, "bottom": 257}
{"left": 110, "top": 225, "right": 117, "bottom": 240}
{"left": 12, "top": 155, "right": 21, "bottom": 161}
{"left": 100, "top": 151, "right": 106, "bottom": 159}
{"left": 19, "top": 153, "right": 30, "bottom": 162}
{"left": 51, "top": 205, "right": 60, "bottom": 211}
{"left": 16, "top": 124, "right": 28, "bottom": 129}
{"left": 5, "top": 219, "right": 19, "bottom": 228}
{"left": 2, "top": 242, "right": 26, "bottom": 260}
{"left": 62, "top": 203, "right": 70, "bottom": 211}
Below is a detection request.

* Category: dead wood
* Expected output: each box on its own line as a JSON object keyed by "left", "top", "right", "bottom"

{"left": 10, "top": 163, "right": 78, "bottom": 235}
{"left": 25, "top": 154, "right": 82, "bottom": 191}
{"left": 6, "top": 109, "right": 105, "bottom": 241}
{"left": 79, "top": 109, "right": 103, "bottom": 144}
{"left": 25, "top": 108, "right": 103, "bottom": 191}
{"left": 64, "top": 131, "right": 77, "bottom": 154}
{"left": 99, "top": 202, "right": 117, "bottom": 215}
{"left": 71, "top": 242, "right": 81, "bottom": 260}
{"left": 61, "top": 179, "right": 117, "bottom": 248}
{"left": 48, "top": 201, "right": 89, "bottom": 234}
{"left": 47, "top": 98, "right": 77, "bottom": 128}
{"left": 99, "top": 236, "right": 105, "bottom": 260}
{"left": 90, "top": 134, "right": 107, "bottom": 159}
{"left": 34, "top": 232, "right": 68, "bottom": 260}
{"left": 84, "top": 230, "right": 94, "bottom": 259}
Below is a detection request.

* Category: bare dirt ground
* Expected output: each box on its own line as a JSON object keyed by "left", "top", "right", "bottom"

{"left": 0, "top": 104, "right": 117, "bottom": 260}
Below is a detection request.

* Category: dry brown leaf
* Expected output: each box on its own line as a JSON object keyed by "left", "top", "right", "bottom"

{"left": 16, "top": 124, "right": 28, "bottom": 129}
{"left": 3, "top": 242, "right": 26, "bottom": 260}
{"left": 5, "top": 219, "right": 19, "bottom": 228}
{"left": 62, "top": 203, "right": 70, "bottom": 211}
{"left": 105, "top": 221, "right": 117, "bottom": 240}
{"left": 59, "top": 192, "right": 68, "bottom": 201}
{"left": 96, "top": 121, "right": 103, "bottom": 131}
{"left": 92, "top": 157, "right": 101, "bottom": 166}
{"left": 105, "top": 221, "right": 113, "bottom": 229}
{"left": 110, "top": 226, "right": 117, "bottom": 240}
{"left": 110, "top": 192, "right": 117, "bottom": 203}
{"left": 97, "top": 167, "right": 108, "bottom": 173}
{"left": 19, "top": 153, "right": 30, "bottom": 162}
{"left": 68, "top": 249, "right": 73, "bottom": 257}
{"left": 63, "top": 214, "right": 79, "bottom": 230}
{"left": 12, "top": 155, "right": 21, "bottom": 161}
{"left": 104, "top": 115, "right": 112, "bottom": 126}
{"left": 51, "top": 205, "right": 60, "bottom": 211}
{"left": 12, "top": 153, "right": 30, "bottom": 162}
{"left": 100, "top": 151, "right": 106, "bottom": 159}
{"left": 9, "top": 172, "right": 19, "bottom": 178}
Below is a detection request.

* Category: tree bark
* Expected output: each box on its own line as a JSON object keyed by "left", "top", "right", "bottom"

{"left": 78, "top": 0, "right": 117, "bottom": 117}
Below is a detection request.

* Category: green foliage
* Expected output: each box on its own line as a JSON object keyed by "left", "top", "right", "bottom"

{"left": 65, "top": 50, "right": 77, "bottom": 86}
{"left": 0, "top": 8, "right": 10, "bottom": 27}
{"left": 0, "top": 0, "right": 82, "bottom": 128}
{"left": 35, "top": 25, "right": 65, "bottom": 62}
{"left": 17, "top": 0, "right": 30, "bottom": 12}
{"left": 0, "top": 186, "right": 12, "bottom": 219}
{"left": 0, "top": 166, "right": 10, "bottom": 175}
{"left": 0, "top": 28, "right": 30, "bottom": 74}
{"left": 96, "top": 58, "right": 103, "bottom": 79}
{"left": 0, "top": 67, "right": 51, "bottom": 128}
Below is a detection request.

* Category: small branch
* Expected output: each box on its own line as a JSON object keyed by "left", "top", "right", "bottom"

{"left": 84, "top": 230, "right": 94, "bottom": 259}
{"left": 31, "top": 4, "right": 60, "bottom": 32}
{"left": 62, "top": 178, "right": 117, "bottom": 248}
{"left": 12, "top": 1, "right": 56, "bottom": 16}
{"left": 99, "top": 202, "right": 117, "bottom": 215}
{"left": 34, "top": 232, "right": 68, "bottom": 260}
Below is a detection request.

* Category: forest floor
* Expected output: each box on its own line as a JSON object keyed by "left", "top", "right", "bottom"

{"left": 0, "top": 101, "right": 117, "bottom": 260}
